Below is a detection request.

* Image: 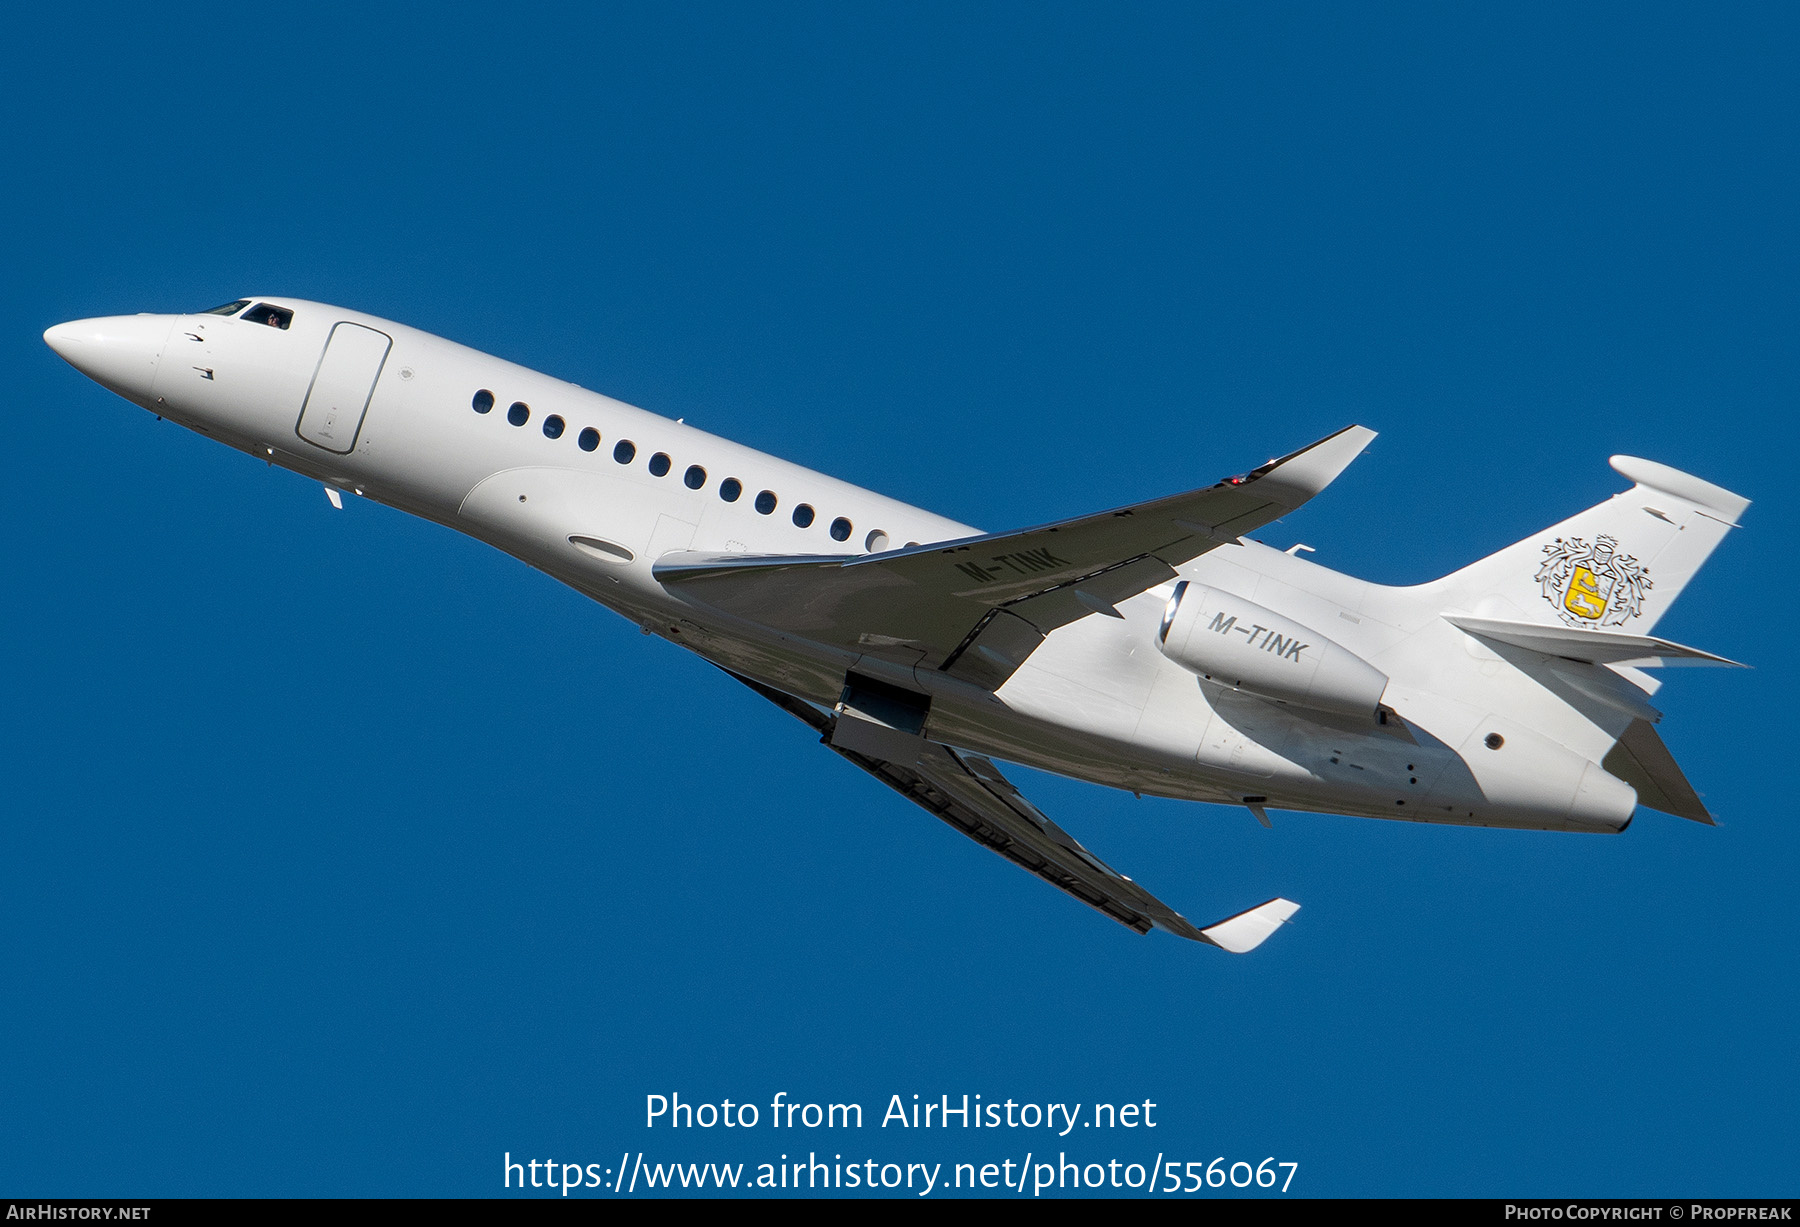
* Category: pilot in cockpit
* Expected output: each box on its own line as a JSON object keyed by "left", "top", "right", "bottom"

{"left": 239, "top": 303, "right": 294, "bottom": 330}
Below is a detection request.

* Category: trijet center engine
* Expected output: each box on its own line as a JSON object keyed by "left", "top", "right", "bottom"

{"left": 1156, "top": 580, "right": 1389, "bottom": 719}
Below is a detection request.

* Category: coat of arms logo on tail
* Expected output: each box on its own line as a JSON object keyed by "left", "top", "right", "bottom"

{"left": 1536, "top": 535, "right": 1652, "bottom": 627}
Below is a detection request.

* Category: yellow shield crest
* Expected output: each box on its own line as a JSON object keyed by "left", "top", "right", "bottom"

{"left": 1562, "top": 565, "right": 1608, "bottom": 620}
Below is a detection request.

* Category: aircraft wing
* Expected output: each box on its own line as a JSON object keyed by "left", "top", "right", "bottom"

{"left": 657, "top": 425, "right": 1375, "bottom": 689}
{"left": 724, "top": 670, "right": 1298, "bottom": 951}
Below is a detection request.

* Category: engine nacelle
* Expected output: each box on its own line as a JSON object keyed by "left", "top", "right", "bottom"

{"left": 1156, "top": 580, "right": 1389, "bottom": 718}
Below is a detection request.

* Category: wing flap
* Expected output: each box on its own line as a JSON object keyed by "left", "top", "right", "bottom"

{"left": 1002, "top": 554, "right": 1178, "bottom": 630}
{"left": 940, "top": 608, "right": 1050, "bottom": 690}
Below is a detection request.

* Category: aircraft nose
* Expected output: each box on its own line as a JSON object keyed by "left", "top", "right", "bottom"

{"left": 43, "top": 314, "right": 175, "bottom": 402}
{"left": 42, "top": 321, "right": 82, "bottom": 361}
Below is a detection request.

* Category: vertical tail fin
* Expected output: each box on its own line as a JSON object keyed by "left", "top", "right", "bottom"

{"left": 1427, "top": 456, "right": 1748, "bottom": 636}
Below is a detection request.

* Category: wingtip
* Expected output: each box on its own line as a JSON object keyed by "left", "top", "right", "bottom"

{"left": 1253, "top": 425, "right": 1376, "bottom": 505}
{"left": 1201, "top": 896, "right": 1300, "bottom": 953}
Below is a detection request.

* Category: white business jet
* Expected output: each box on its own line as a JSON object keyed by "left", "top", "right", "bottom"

{"left": 44, "top": 299, "right": 1749, "bottom": 953}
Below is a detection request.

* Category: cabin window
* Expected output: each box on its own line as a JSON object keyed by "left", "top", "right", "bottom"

{"left": 241, "top": 303, "right": 293, "bottom": 330}
{"left": 201, "top": 299, "right": 250, "bottom": 316}
{"left": 648, "top": 452, "right": 672, "bottom": 477}
{"left": 720, "top": 478, "right": 742, "bottom": 502}
{"left": 755, "top": 490, "right": 777, "bottom": 515}
{"left": 865, "top": 529, "right": 889, "bottom": 552}
{"left": 830, "top": 517, "right": 852, "bottom": 542}
{"left": 792, "top": 503, "right": 815, "bottom": 528}
{"left": 472, "top": 390, "right": 495, "bottom": 414}
{"left": 684, "top": 465, "right": 707, "bottom": 490}
{"left": 507, "top": 401, "right": 530, "bottom": 426}
{"left": 578, "top": 427, "right": 600, "bottom": 451}
{"left": 614, "top": 440, "right": 636, "bottom": 464}
{"left": 542, "top": 414, "right": 565, "bottom": 439}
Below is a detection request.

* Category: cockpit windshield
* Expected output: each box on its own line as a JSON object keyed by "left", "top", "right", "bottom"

{"left": 201, "top": 299, "right": 251, "bottom": 316}
{"left": 241, "top": 303, "right": 294, "bottom": 330}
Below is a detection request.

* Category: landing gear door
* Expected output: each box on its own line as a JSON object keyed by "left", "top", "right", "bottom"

{"left": 297, "top": 322, "right": 392, "bottom": 454}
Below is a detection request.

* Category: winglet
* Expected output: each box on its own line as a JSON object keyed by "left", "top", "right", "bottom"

{"left": 1201, "top": 897, "right": 1300, "bottom": 953}
{"left": 1249, "top": 424, "right": 1377, "bottom": 509}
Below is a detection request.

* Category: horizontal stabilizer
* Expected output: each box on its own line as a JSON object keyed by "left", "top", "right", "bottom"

{"left": 1602, "top": 719, "right": 1714, "bottom": 824}
{"left": 1446, "top": 615, "right": 1745, "bottom": 668}
{"left": 1201, "top": 897, "right": 1301, "bottom": 954}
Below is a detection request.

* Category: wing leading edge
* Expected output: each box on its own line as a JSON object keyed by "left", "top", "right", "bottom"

{"left": 724, "top": 670, "right": 1298, "bottom": 951}
{"left": 659, "top": 425, "right": 1376, "bottom": 689}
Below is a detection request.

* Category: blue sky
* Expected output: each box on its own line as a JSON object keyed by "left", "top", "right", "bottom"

{"left": 3, "top": 3, "right": 1795, "bottom": 1197}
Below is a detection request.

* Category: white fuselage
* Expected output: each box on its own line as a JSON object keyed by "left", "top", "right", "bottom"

{"left": 45, "top": 299, "right": 1640, "bottom": 834}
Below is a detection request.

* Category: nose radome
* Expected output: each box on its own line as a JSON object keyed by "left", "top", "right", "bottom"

{"left": 43, "top": 321, "right": 83, "bottom": 361}
{"left": 43, "top": 314, "right": 177, "bottom": 402}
